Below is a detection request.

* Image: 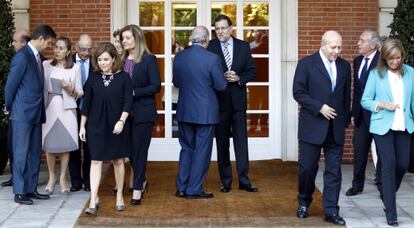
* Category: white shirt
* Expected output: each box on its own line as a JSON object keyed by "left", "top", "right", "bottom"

{"left": 388, "top": 70, "right": 405, "bottom": 131}
{"left": 319, "top": 49, "right": 337, "bottom": 87}
{"left": 358, "top": 51, "right": 377, "bottom": 79}
{"left": 28, "top": 41, "right": 39, "bottom": 60}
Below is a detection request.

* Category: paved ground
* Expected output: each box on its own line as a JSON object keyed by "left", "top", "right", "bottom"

{"left": 0, "top": 163, "right": 413, "bottom": 227}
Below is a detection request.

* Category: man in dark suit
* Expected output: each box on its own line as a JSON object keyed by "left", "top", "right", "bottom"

{"left": 346, "top": 29, "right": 381, "bottom": 196}
{"left": 69, "top": 34, "right": 94, "bottom": 192}
{"left": 1, "top": 29, "right": 31, "bottom": 187}
{"left": 293, "top": 30, "right": 351, "bottom": 225}
{"left": 207, "top": 14, "right": 258, "bottom": 193}
{"left": 173, "top": 26, "right": 227, "bottom": 199}
{"left": 5, "top": 24, "right": 56, "bottom": 205}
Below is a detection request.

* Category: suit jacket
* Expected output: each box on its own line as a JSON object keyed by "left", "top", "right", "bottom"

{"left": 207, "top": 37, "right": 256, "bottom": 111}
{"left": 361, "top": 64, "right": 414, "bottom": 135}
{"left": 293, "top": 51, "right": 351, "bottom": 145}
{"left": 5, "top": 44, "right": 46, "bottom": 124}
{"left": 173, "top": 45, "right": 227, "bottom": 124}
{"left": 131, "top": 54, "right": 161, "bottom": 123}
{"left": 352, "top": 51, "right": 380, "bottom": 126}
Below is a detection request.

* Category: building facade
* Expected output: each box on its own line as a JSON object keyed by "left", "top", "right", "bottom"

{"left": 11, "top": 0, "right": 397, "bottom": 162}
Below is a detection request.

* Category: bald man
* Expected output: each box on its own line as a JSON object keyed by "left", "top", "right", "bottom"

{"left": 69, "top": 34, "right": 93, "bottom": 192}
{"left": 293, "top": 31, "right": 351, "bottom": 225}
{"left": 12, "top": 29, "right": 30, "bottom": 52}
{"left": 1, "top": 29, "right": 31, "bottom": 187}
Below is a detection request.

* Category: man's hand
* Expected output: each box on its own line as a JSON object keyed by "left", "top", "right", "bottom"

{"left": 320, "top": 104, "right": 337, "bottom": 120}
{"left": 225, "top": 70, "right": 240, "bottom": 83}
{"left": 3, "top": 105, "right": 9, "bottom": 115}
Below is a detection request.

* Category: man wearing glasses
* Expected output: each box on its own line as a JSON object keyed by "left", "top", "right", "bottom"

{"left": 69, "top": 34, "right": 93, "bottom": 192}
{"left": 207, "top": 14, "right": 258, "bottom": 193}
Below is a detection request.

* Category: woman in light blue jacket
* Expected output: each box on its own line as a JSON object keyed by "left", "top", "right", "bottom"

{"left": 361, "top": 38, "right": 414, "bottom": 227}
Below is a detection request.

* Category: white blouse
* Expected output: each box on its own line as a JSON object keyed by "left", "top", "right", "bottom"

{"left": 388, "top": 70, "right": 405, "bottom": 131}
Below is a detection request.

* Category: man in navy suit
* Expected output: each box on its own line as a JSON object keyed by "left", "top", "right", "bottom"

{"left": 293, "top": 30, "right": 351, "bottom": 225}
{"left": 1, "top": 29, "right": 30, "bottom": 187}
{"left": 207, "top": 14, "right": 258, "bottom": 193}
{"left": 5, "top": 24, "right": 56, "bottom": 205}
{"left": 173, "top": 26, "right": 227, "bottom": 199}
{"left": 346, "top": 29, "right": 381, "bottom": 196}
{"left": 69, "top": 34, "right": 94, "bottom": 192}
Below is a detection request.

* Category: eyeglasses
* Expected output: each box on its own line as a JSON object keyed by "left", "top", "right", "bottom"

{"left": 79, "top": 47, "right": 93, "bottom": 52}
{"left": 215, "top": 26, "right": 230, "bottom": 32}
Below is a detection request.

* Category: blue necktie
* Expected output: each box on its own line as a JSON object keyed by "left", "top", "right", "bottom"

{"left": 360, "top": 57, "right": 369, "bottom": 80}
{"left": 79, "top": 60, "right": 86, "bottom": 108}
{"left": 223, "top": 42, "right": 232, "bottom": 70}
{"left": 328, "top": 60, "right": 335, "bottom": 92}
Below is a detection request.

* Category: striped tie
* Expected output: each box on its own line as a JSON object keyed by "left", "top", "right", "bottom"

{"left": 223, "top": 42, "right": 232, "bottom": 70}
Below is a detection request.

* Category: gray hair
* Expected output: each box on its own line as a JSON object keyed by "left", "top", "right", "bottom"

{"left": 190, "top": 26, "right": 209, "bottom": 44}
{"left": 363, "top": 29, "right": 381, "bottom": 50}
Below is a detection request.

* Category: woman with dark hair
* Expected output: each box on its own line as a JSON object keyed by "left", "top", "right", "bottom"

{"left": 80, "top": 42, "right": 133, "bottom": 215}
{"left": 43, "top": 37, "right": 83, "bottom": 195}
{"left": 361, "top": 38, "right": 414, "bottom": 226}
{"left": 120, "top": 24, "right": 161, "bottom": 205}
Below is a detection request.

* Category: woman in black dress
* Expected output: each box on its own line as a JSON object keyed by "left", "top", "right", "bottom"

{"left": 120, "top": 24, "right": 161, "bottom": 205}
{"left": 79, "top": 43, "right": 132, "bottom": 215}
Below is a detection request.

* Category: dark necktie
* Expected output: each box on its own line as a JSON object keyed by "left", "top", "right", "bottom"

{"left": 223, "top": 42, "right": 232, "bottom": 70}
{"left": 36, "top": 54, "right": 43, "bottom": 75}
{"left": 360, "top": 57, "right": 370, "bottom": 80}
{"left": 80, "top": 60, "right": 87, "bottom": 86}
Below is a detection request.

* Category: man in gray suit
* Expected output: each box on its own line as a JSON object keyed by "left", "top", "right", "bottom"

{"left": 173, "top": 26, "right": 227, "bottom": 199}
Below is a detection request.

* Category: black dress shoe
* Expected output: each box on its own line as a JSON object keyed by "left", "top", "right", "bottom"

{"left": 387, "top": 220, "right": 399, "bottom": 226}
{"left": 238, "top": 184, "right": 258, "bottom": 192}
{"left": 83, "top": 186, "right": 91, "bottom": 192}
{"left": 185, "top": 191, "right": 214, "bottom": 199}
{"left": 345, "top": 187, "right": 362, "bottom": 196}
{"left": 220, "top": 186, "right": 231, "bottom": 193}
{"left": 27, "top": 191, "right": 50, "bottom": 200}
{"left": 70, "top": 186, "right": 82, "bottom": 192}
{"left": 325, "top": 214, "right": 346, "bottom": 225}
{"left": 1, "top": 178, "right": 13, "bottom": 187}
{"left": 296, "top": 206, "right": 308, "bottom": 218}
{"left": 14, "top": 194, "right": 33, "bottom": 205}
{"left": 131, "top": 198, "right": 141, "bottom": 205}
{"left": 175, "top": 190, "right": 186, "bottom": 198}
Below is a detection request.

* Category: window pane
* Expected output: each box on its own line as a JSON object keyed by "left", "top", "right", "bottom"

{"left": 157, "top": 58, "right": 165, "bottom": 82}
{"left": 243, "top": 3, "right": 269, "bottom": 26}
{"left": 156, "top": 86, "right": 165, "bottom": 111}
{"left": 253, "top": 58, "right": 269, "bottom": 82}
{"left": 244, "top": 30, "right": 268, "bottom": 54}
{"left": 211, "top": 3, "right": 236, "bottom": 26}
{"left": 153, "top": 114, "right": 165, "bottom": 138}
{"left": 172, "top": 30, "right": 192, "bottom": 50}
{"left": 172, "top": 3, "right": 196, "bottom": 27}
{"left": 247, "top": 114, "right": 268, "bottom": 137}
{"left": 140, "top": 2, "right": 164, "bottom": 26}
{"left": 247, "top": 86, "right": 268, "bottom": 110}
{"left": 144, "top": 30, "right": 165, "bottom": 54}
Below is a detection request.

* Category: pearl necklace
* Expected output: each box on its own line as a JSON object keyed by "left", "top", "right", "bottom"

{"left": 102, "top": 74, "right": 114, "bottom": 87}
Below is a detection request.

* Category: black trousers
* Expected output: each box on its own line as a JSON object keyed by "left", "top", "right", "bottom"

{"left": 215, "top": 109, "right": 250, "bottom": 187}
{"left": 68, "top": 110, "right": 91, "bottom": 189}
{"left": 408, "top": 135, "right": 414, "bottom": 173}
{"left": 373, "top": 130, "right": 410, "bottom": 222}
{"left": 131, "top": 121, "right": 154, "bottom": 190}
{"left": 351, "top": 118, "right": 383, "bottom": 190}
{"left": 298, "top": 123, "right": 343, "bottom": 215}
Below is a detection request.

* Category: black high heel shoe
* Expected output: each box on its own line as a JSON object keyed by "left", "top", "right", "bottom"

{"left": 131, "top": 190, "right": 142, "bottom": 206}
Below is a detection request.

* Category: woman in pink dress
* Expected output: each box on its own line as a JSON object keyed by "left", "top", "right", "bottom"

{"left": 42, "top": 37, "right": 83, "bottom": 194}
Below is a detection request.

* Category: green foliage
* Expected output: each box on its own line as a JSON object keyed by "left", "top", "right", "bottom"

{"left": 0, "top": 0, "right": 15, "bottom": 139}
{"left": 389, "top": 0, "right": 414, "bottom": 67}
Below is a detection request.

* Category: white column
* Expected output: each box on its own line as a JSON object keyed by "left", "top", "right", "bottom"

{"left": 11, "top": 0, "right": 29, "bottom": 31}
{"left": 280, "top": 0, "right": 298, "bottom": 161}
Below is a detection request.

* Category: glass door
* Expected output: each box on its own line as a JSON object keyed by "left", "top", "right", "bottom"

{"left": 124, "top": 0, "right": 279, "bottom": 160}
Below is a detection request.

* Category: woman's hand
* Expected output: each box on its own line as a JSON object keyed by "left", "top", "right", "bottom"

{"left": 113, "top": 120, "right": 124, "bottom": 134}
{"left": 378, "top": 102, "right": 399, "bottom": 111}
{"left": 79, "top": 127, "right": 87, "bottom": 142}
{"left": 62, "top": 79, "right": 74, "bottom": 94}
